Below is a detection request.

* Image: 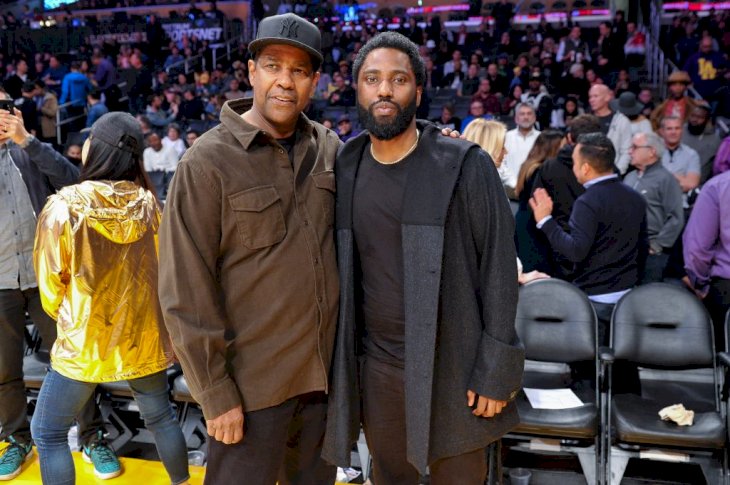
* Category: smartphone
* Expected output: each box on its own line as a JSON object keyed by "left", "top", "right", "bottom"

{"left": 0, "top": 100, "right": 14, "bottom": 113}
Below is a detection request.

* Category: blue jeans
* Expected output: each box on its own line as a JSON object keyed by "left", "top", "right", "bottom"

{"left": 31, "top": 369, "right": 189, "bottom": 485}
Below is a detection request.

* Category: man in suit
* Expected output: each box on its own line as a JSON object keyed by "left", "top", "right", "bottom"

{"left": 323, "top": 31, "right": 523, "bottom": 485}
{"left": 531, "top": 132, "right": 648, "bottom": 342}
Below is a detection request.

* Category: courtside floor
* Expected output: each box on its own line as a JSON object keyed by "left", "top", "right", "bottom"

{"left": 6, "top": 446, "right": 352, "bottom": 484}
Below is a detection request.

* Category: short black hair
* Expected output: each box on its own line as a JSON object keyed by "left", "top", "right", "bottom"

{"left": 88, "top": 89, "right": 102, "bottom": 101}
{"left": 575, "top": 133, "right": 616, "bottom": 173}
{"left": 353, "top": 31, "right": 426, "bottom": 87}
{"left": 22, "top": 81, "right": 36, "bottom": 93}
{"left": 567, "top": 114, "right": 602, "bottom": 141}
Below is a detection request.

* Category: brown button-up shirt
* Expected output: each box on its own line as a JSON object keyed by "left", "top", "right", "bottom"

{"left": 159, "top": 98, "right": 340, "bottom": 419}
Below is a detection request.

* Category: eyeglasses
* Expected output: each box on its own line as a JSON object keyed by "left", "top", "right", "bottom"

{"left": 629, "top": 144, "right": 651, "bottom": 150}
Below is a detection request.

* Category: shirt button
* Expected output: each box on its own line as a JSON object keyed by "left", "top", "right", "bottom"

{"left": 314, "top": 258, "right": 319, "bottom": 265}
{"left": 303, "top": 220, "right": 309, "bottom": 226}
{"left": 317, "top": 296, "right": 323, "bottom": 303}
{"left": 279, "top": 148, "right": 284, "bottom": 154}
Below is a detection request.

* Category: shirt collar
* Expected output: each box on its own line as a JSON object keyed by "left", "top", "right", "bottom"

{"left": 220, "top": 98, "right": 314, "bottom": 151}
{"left": 583, "top": 173, "right": 618, "bottom": 189}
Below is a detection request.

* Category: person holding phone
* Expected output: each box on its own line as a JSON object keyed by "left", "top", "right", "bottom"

{"left": 0, "top": 93, "right": 108, "bottom": 482}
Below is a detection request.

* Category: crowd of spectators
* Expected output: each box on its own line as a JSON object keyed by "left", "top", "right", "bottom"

{"left": 1, "top": 2, "right": 729, "bottom": 342}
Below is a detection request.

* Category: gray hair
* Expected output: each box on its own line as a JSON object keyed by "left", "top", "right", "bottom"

{"left": 641, "top": 131, "right": 665, "bottom": 159}
{"left": 515, "top": 103, "right": 536, "bottom": 115}
{"left": 569, "top": 63, "right": 583, "bottom": 76}
{"left": 659, "top": 115, "right": 682, "bottom": 129}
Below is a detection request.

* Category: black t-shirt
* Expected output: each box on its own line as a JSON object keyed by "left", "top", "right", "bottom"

{"left": 353, "top": 143, "right": 419, "bottom": 367}
{"left": 598, "top": 112, "right": 614, "bottom": 135}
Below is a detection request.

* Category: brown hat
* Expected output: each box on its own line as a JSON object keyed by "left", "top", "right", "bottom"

{"left": 667, "top": 70, "right": 691, "bottom": 85}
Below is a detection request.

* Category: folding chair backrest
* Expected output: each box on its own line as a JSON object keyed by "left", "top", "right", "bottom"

{"left": 516, "top": 279, "right": 596, "bottom": 363}
{"left": 612, "top": 283, "right": 714, "bottom": 369}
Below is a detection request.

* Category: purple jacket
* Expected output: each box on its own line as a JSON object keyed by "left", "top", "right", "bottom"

{"left": 683, "top": 171, "right": 730, "bottom": 292}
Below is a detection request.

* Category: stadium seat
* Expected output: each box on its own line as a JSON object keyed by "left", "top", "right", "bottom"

{"left": 505, "top": 279, "right": 602, "bottom": 485}
{"left": 572, "top": 0, "right": 587, "bottom": 7}
{"left": 602, "top": 283, "right": 729, "bottom": 485}
{"left": 172, "top": 375, "right": 208, "bottom": 453}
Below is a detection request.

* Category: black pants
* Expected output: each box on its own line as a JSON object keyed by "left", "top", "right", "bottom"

{"left": 0, "top": 288, "right": 103, "bottom": 446}
{"left": 205, "top": 391, "right": 335, "bottom": 485}
{"left": 362, "top": 358, "right": 488, "bottom": 485}
{"left": 705, "top": 278, "right": 730, "bottom": 351}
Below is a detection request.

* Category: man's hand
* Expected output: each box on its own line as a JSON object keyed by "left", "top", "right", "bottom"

{"left": 206, "top": 405, "right": 244, "bottom": 445}
{"left": 519, "top": 270, "right": 551, "bottom": 285}
{"left": 440, "top": 127, "right": 464, "bottom": 139}
{"left": 529, "top": 188, "right": 554, "bottom": 222}
{"left": 0, "top": 108, "right": 30, "bottom": 146}
{"left": 467, "top": 390, "right": 507, "bottom": 418}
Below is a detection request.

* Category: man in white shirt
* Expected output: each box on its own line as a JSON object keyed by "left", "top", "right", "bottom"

{"left": 143, "top": 131, "right": 179, "bottom": 199}
{"left": 503, "top": 103, "right": 540, "bottom": 190}
{"left": 659, "top": 116, "right": 701, "bottom": 196}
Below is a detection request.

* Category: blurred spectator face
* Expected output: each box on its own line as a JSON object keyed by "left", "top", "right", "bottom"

{"left": 700, "top": 37, "right": 713, "bottom": 54}
{"left": 334, "top": 73, "right": 345, "bottom": 89}
{"left": 627, "top": 22, "right": 636, "bottom": 35}
{"left": 629, "top": 133, "right": 656, "bottom": 167}
{"left": 599, "top": 23, "right": 610, "bottom": 37}
{"left": 515, "top": 105, "right": 536, "bottom": 129}
{"left": 172, "top": 46, "right": 180, "bottom": 56}
{"left": 453, "top": 60, "right": 462, "bottom": 73}
{"left": 148, "top": 133, "right": 163, "bottom": 151}
{"left": 588, "top": 85, "right": 611, "bottom": 112}
{"left": 512, "top": 85, "right": 523, "bottom": 99}
{"left": 66, "top": 144, "right": 82, "bottom": 161}
{"left": 164, "top": 90, "right": 176, "bottom": 103}
{"left": 586, "top": 69, "right": 598, "bottom": 83}
{"left": 177, "top": 73, "right": 187, "bottom": 85}
{"left": 638, "top": 88, "right": 652, "bottom": 104}
{"left": 229, "top": 79, "right": 240, "bottom": 92}
{"left": 660, "top": 118, "right": 683, "bottom": 146}
{"left": 452, "top": 50, "right": 462, "bottom": 62}
{"left": 469, "top": 101, "right": 485, "bottom": 116}
{"left": 35, "top": 61, "right": 45, "bottom": 75}
{"left": 17, "top": 60, "right": 28, "bottom": 75}
{"left": 565, "top": 98, "right": 578, "bottom": 113}
{"left": 478, "top": 79, "right": 491, "bottom": 94}
{"left": 322, "top": 119, "right": 334, "bottom": 130}
{"left": 618, "top": 69, "right": 629, "bottom": 82}
{"left": 487, "top": 63, "right": 498, "bottom": 77}
{"left": 688, "top": 106, "right": 709, "bottom": 129}
{"left": 130, "top": 54, "right": 143, "bottom": 69}
{"left": 338, "top": 118, "right": 352, "bottom": 135}
{"left": 184, "top": 90, "right": 195, "bottom": 101}
{"left": 168, "top": 126, "right": 181, "bottom": 140}
{"left": 468, "top": 64, "right": 479, "bottom": 78}
{"left": 248, "top": 44, "right": 319, "bottom": 133}
{"left": 501, "top": 32, "right": 510, "bottom": 44}
{"left": 425, "top": 58, "right": 434, "bottom": 71}
{"left": 668, "top": 81, "right": 686, "bottom": 99}
{"left": 441, "top": 106, "right": 454, "bottom": 121}
{"left": 49, "top": 56, "right": 60, "bottom": 69}
{"left": 570, "top": 26, "right": 581, "bottom": 40}
{"left": 517, "top": 56, "right": 528, "bottom": 68}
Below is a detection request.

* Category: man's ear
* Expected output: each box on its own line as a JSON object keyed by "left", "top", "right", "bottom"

{"left": 416, "top": 85, "right": 423, "bottom": 108}
{"left": 248, "top": 59, "right": 256, "bottom": 85}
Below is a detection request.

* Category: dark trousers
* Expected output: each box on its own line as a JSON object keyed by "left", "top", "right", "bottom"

{"left": 362, "top": 358, "right": 488, "bottom": 485}
{"left": 705, "top": 278, "right": 730, "bottom": 351}
{"left": 0, "top": 288, "right": 103, "bottom": 446}
{"left": 641, "top": 253, "right": 670, "bottom": 285}
{"left": 205, "top": 391, "right": 335, "bottom": 485}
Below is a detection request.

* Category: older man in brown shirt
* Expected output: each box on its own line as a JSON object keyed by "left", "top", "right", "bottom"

{"left": 158, "top": 14, "right": 340, "bottom": 485}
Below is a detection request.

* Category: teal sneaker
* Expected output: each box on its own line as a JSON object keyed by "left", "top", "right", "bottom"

{"left": 82, "top": 432, "right": 121, "bottom": 480}
{"left": 0, "top": 436, "right": 33, "bottom": 481}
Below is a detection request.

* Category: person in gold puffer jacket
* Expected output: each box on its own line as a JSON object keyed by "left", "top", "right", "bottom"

{"left": 30, "top": 112, "right": 190, "bottom": 485}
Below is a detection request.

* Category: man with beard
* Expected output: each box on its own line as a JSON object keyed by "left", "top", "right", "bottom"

{"left": 323, "top": 32, "right": 523, "bottom": 484}
{"left": 650, "top": 71, "right": 699, "bottom": 131}
{"left": 158, "top": 13, "right": 340, "bottom": 485}
{"left": 681, "top": 104, "right": 722, "bottom": 183}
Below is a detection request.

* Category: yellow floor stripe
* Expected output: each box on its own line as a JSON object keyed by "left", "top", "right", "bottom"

{"left": 8, "top": 447, "right": 349, "bottom": 484}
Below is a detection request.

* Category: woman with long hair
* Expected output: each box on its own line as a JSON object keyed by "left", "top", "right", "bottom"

{"left": 31, "top": 113, "right": 190, "bottom": 485}
{"left": 513, "top": 130, "right": 564, "bottom": 273}
{"left": 462, "top": 118, "right": 512, "bottom": 188}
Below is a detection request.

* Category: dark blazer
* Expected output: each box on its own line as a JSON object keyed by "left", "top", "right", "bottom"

{"left": 540, "top": 176, "right": 648, "bottom": 295}
{"left": 322, "top": 121, "right": 524, "bottom": 473}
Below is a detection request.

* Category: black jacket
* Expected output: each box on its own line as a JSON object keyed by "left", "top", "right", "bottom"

{"left": 534, "top": 144, "right": 584, "bottom": 232}
{"left": 323, "top": 121, "right": 524, "bottom": 472}
{"left": 540, "top": 177, "right": 648, "bottom": 295}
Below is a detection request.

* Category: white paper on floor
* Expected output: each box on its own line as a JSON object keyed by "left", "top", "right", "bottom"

{"left": 523, "top": 388, "right": 584, "bottom": 409}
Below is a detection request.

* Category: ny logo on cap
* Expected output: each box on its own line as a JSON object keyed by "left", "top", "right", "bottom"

{"left": 279, "top": 18, "right": 299, "bottom": 39}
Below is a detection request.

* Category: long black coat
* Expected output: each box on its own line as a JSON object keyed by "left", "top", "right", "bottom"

{"left": 322, "top": 122, "right": 525, "bottom": 473}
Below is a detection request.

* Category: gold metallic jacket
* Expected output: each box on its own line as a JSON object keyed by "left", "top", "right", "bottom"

{"left": 33, "top": 180, "right": 172, "bottom": 383}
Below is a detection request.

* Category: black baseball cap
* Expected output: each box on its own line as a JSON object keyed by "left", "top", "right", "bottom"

{"left": 249, "top": 13, "right": 323, "bottom": 69}
{"left": 90, "top": 112, "right": 144, "bottom": 158}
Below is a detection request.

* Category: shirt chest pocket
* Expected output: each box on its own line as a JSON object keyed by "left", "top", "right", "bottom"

{"left": 229, "top": 186, "right": 286, "bottom": 249}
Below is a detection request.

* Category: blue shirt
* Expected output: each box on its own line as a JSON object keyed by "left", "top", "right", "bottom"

{"left": 86, "top": 102, "right": 109, "bottom": 128}
{"left": 60, "top": 72, "right": 93, "bottom": 107}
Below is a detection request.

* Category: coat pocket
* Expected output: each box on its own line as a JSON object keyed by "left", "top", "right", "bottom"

{"left": 229, "top": 186, "right": 286, "bottom": 249}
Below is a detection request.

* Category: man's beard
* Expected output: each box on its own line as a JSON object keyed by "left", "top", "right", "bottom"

{"left": 688, "top": 122, "right": 707, "bottom": 136}
{"left": 357, "top": 96, "right": 418, "bottom": 140}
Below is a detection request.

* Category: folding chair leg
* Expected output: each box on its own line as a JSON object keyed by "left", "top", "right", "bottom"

{"left": 608, "top": 448, "right": 629, "bottom": 485}
{"left": 356, "top": 430, "right": 372, "bottom": 481}
{"left": 576, "top": 448, "right": 598, "bottom": 485}
{"left": 698, "top": 457, "right": 725, "bottom": 485}
{"left": 487, "top": 440, "right": 502, "bottom": 485}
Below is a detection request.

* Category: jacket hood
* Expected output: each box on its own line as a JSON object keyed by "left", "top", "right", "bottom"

{"left": 58, "top": 180, "right": 158, "bottom": 244}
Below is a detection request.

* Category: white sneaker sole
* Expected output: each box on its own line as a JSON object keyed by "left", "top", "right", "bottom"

{"left": 82, "top": 450, "right": 122, "bottom": 480}
{"left": 0, "top": 448, "right": 34, "bottom": 481}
